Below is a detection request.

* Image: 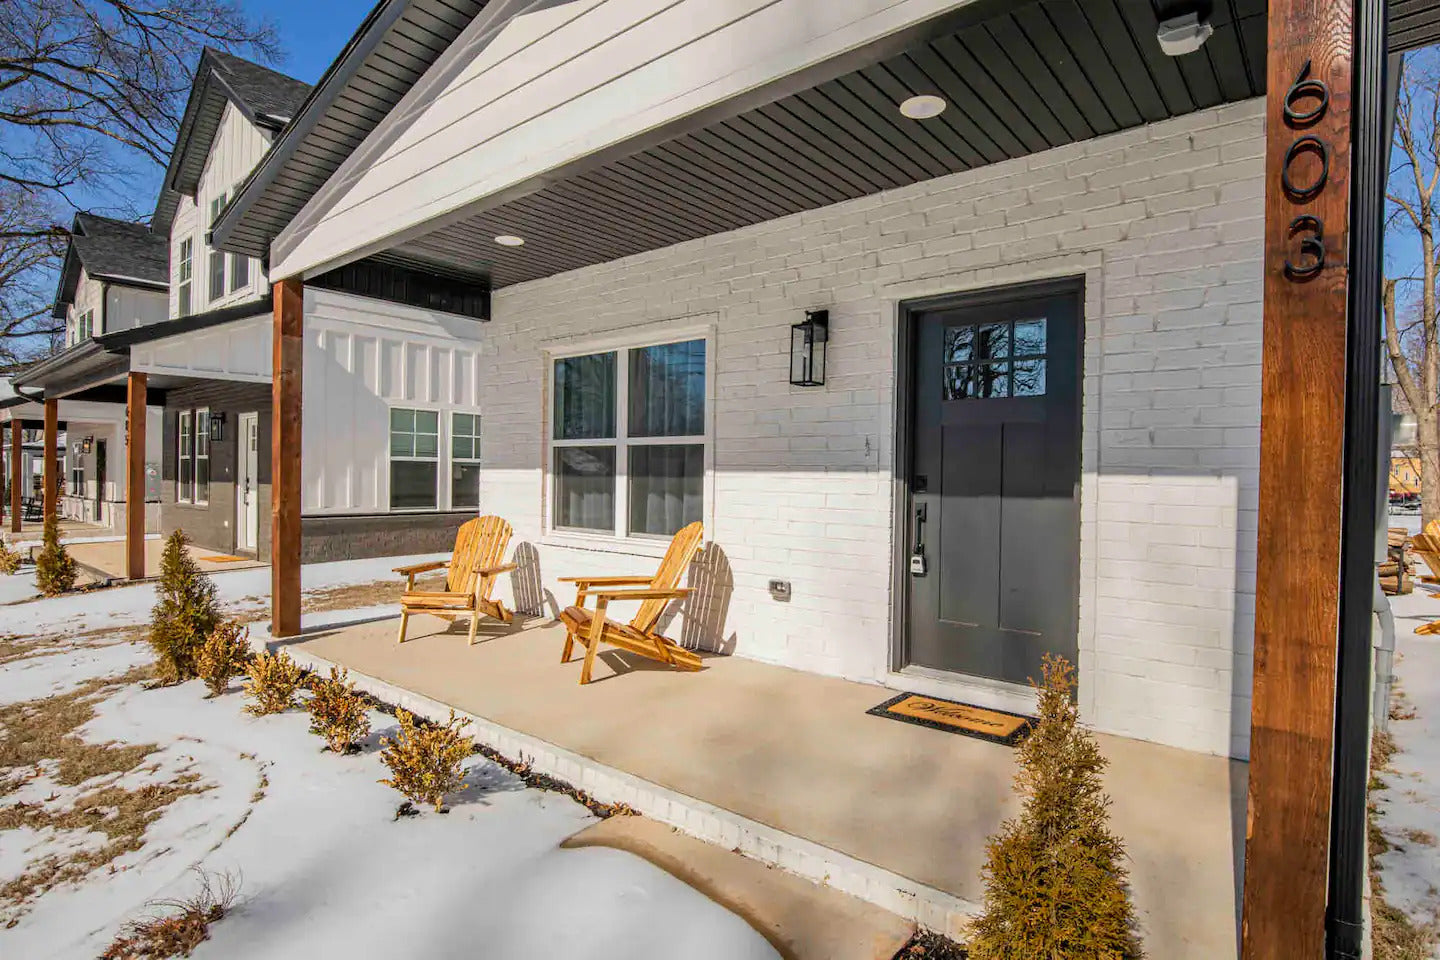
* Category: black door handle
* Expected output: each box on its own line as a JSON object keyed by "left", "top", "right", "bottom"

{"left": 912, "top": 502, "right": 927, "bottom": 554}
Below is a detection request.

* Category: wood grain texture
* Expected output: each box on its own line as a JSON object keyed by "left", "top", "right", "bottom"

{"left": 394, "top": 514, "right": 514, "bottom": 645}
{"left": 1242, "top": 1, "right": 1354, "bottom": 957}
{"left": 9, "top": 420, "right": 18, "bottom": 534}
{"left": 42, "top": 399, "right": 57, "bottom": 524}
{"left": 126, "top": 372, "right": 147, "bottom": 580}
{"left": 271, "top": 277, "right": 304, "bottom": 637}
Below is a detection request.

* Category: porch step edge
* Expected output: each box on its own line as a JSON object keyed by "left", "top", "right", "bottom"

{"left": 264, "top": 637, "right": 980, "bottom": 942}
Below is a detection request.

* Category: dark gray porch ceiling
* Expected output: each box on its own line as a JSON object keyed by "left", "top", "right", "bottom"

{"left": 1392, "top": 0, "right": 1440, "bottom": 52}
{"left": 389, "top": 0, "right": 1267, "bottom": 288}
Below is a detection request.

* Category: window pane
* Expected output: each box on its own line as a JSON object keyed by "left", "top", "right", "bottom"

{"left": 453, "top": 413, "right": 474, "bottom": 437}
{"left": 554, "top": 446, "right": 615, "bottom": 531}
{"left": 414, "top": 432, "right": 438, "bottom": 458}
{"left": 944, "top": 327, "right": 973, "bottom": 362}
{"left": 452, "top": 435, "right": 473, "bottom": 461}
{"left": 975, "top": 323, "right": 1009, "bottom": 360}
{"left": 452, "top": 462, "right": 481, "bottom": 509}
{"left": 976, "top": 362, "right": 1010, "bottom": 398}
{"left": 197, "top": 414, "right": 209, "bottom": 455}
{"left": 629, "top": 339, "right": 705, "bottom": 438}
{"left": 230, "top": 253, "right": 249, "bottom": 291}
{"left": 416, "top": 410, "right": 439, "bottom": 434}
{"left": 554, "top": 353, "right": 616, "bottom": 440}
{"left": 1013, "top": 319, "right": 1046, "bottom": 356}
{"left": 390, "top": 432, "right": 414, "bottom": 458}
{"left": 209, "top": 250, "right": 225, "bottom": 300}
{"left": 390, "top": 408, "right": 414, "bottom": 432}
{"left": 1013, "top": 359, "right": 1047, "bottom": 397}
{"left": 390, "top": 460, "right": 437, "bottom": 509}
{"left": 178, "top": 283, "right": 191, "bottom": 317}
{"left": 629, "top": 444, "right": 703, "bottom": 536}
{"left": 196, "top": 457, "right": 210, "bottom": 503}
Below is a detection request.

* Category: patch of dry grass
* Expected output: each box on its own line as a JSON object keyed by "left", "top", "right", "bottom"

{"left": 0, "top": 625, "right": 146, "bottom": 667}
{"left": 0, "top": 664, "right": 214, "bottom": 922}
{"left": 101, "top": 868, "right": 239, "bottom": 959}
{"left": 1370, "top": 728, "right": 1440, "bottom": 960}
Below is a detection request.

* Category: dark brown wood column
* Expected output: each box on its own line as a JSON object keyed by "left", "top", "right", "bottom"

{"left": 1242, "top": 1, "right": 1353, "bottom": 958}
{"left": 126, "top": 372, "right": 147, "bottom": 580}
{"left": 271, "top": 277, "right": 303, "bottom": 637}
{"left": 9, "top": 420, "right": 20, "bottom": 534}
{"left": 42, "top": 399, "right": 57, "bottom": 524}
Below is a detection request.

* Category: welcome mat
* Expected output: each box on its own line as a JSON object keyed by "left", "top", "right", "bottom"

{"left": 200, "top": 555, "right": 249, "bottom": 563}
{"left": 867, "top": 693, "right": 1034, "bottom": 746}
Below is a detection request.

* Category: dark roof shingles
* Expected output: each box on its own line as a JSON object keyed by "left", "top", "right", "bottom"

{"left": 71, "top": 214, "right": 168, "bottom": 285}
{"left": 208, "top": 49, "right": 312, "bottom": 125}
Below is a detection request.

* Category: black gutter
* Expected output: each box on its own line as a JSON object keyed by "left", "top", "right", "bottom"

{"left": 209, "top": 0, "right": 411, "bottom": 252}
{"left": 1328, "top": 1, "right": 1389, "bottom": 957}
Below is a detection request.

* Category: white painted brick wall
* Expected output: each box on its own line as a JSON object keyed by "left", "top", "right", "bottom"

{"left": 480, "top": 98, "right": 1265, "bottom": 760}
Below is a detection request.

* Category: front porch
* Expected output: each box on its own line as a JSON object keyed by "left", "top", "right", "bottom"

{"left": 276, "top": 610, "right": 1244, "bottom": 959}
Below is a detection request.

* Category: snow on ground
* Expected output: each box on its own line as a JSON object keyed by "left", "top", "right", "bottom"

{"left": 0, "top": 559, "right": 780, "bottom": 960}
{"left": 1376, "top": 521, "right": 1440, "bottom": 951}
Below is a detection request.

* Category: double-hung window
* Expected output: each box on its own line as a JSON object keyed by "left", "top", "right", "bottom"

{"left": 207, "top": 195, "right": 227, "bottom": 301}
{"left": 177, "top": 239, "right": 193, "bottom": 316}
{"left": 176, "top": 409, "right": 210, "bottom": 504}
{"left": 178, "top": 412, "right": 194, "bottom": 502}
{"left": 551, "top": 337, "right": 706, "bottom": 538}
{"left": 451, "top": 413, "right": 482, "bottom": 509}
{"left": 390, "top": 408, "right": 439, "bottom": 509}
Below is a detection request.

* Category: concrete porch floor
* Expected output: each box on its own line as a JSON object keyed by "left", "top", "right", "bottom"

{"left": 285, "top": 613, "right": 1246, "bottom": 958}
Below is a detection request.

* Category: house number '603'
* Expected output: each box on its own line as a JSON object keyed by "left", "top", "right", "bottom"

{"left": 1282, "top": 60, "right": 1330, "bottom": 281}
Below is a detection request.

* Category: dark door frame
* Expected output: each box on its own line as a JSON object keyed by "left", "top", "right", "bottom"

{"left": 888, "top": 274, "right": 1087, "bottom": 678}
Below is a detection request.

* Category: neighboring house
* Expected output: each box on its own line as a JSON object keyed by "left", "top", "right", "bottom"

{"left": 12, "top": 48, "right": 491, "bottom": 562}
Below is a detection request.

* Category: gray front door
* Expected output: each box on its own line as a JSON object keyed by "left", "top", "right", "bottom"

{"left": 904, "top": 281, "right": 1082, "bottom": 686}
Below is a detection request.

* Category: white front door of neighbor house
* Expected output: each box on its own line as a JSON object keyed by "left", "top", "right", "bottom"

{"left": 237, "top": 412, "right": 259, "bottom": 553}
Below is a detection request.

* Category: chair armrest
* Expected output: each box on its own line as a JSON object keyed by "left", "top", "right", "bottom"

{"left": 557, "top": 575, "right": 654, "bottom": 586}
{"left": 474, "top": 562, "right": 518, "bottom": 577}
{"left": 394, "top": 559, "right": 448, "bottom": 575}
{"left": 586, "top": 587, "right": 691, "bottom": 600}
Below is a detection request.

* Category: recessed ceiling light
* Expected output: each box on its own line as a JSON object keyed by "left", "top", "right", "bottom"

{"left": 494, "top": 234, "right": 525, "bottom": 247}
{"left": 899, "top": 94, "right": 947, "bottom": 120}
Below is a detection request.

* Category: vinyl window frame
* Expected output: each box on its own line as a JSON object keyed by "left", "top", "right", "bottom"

{"left": 177, "top": 238, "right": 193, "bottom": 316}
{"left": 207, "top": 195, "right": 227, "bottom": 302}
{"left": 177, "top": 410, "right": 194, "bottom": 503}
{"left": 449, "top": 412, "right": 482, "bottom": 511}
{"left": 544, "top": 325, "right": 715, "bottom": 547}
{"left": 387, "top": 405, "right": 441, "bottom": 512}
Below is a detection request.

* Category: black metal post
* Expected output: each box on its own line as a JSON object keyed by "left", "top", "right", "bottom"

{"left": 1328, "top": 0, "right": 1389, "bottom": 956}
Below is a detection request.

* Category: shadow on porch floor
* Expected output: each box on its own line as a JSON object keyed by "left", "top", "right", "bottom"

{"left": 282, "top": 613, "right": 1246, "bottom": 959}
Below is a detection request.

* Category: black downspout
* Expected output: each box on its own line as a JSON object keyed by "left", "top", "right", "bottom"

{"left": 1327, "top": 1, "right": 1388, "bottom": 957}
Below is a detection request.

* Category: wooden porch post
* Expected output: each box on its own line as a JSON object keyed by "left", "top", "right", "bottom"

{"left": 9, "top": 420, "right": 19, "bottom": 534}
{"left": 271, "top": 277, "right": 303, "bottom": 637}
{"left": 126, "top": 372, "right": 147, "bottom": 580}
{"left": 1242, "top": 0, "right": 1353, "bottom": 957}
{"left": 42, "top": 399, "right": 57, "bottom": 525}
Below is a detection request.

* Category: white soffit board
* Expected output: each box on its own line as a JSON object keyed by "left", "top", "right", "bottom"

{"left": 271, "top": 0, "right": 978, "bottom": 280}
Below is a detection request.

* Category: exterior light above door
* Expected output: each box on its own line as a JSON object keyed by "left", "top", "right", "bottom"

{"left": 790, "top": 310, "right": 829, "bottom": 387}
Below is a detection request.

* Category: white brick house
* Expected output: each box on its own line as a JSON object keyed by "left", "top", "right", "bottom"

{"left": 209, "top": 0, "right": 1276, "bottom": 763}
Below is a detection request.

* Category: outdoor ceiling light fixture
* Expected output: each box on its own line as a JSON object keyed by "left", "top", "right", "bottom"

{"left": 494, "top": 234, "right": 525, "bottom": 247}
{"left": 790, "top": 310, "right": 829, "bottom": 387}
{"left": 1156, "top": 11, "right": 1213, "bottom": 56}
{"left": 899, "top": 94, "right": 947, "bottom": 120}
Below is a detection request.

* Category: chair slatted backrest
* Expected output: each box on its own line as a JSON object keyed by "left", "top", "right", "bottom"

{"left": 1427, "top": 519, "right": 1440, "bottom": 541}
{"left": 446, "top": 516, "right": 512, "bottom": 595}
{"left": 630, "top": 521, "right": 704, "bottom": 634}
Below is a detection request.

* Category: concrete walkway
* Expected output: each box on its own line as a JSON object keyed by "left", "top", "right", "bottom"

{"left": 284, "top": 613, "right": 1245, "bottom": 958}
{"left": 65, "top": 538, "right": 265, "bottom": 581}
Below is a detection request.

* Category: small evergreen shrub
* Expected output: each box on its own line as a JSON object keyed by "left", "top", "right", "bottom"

{"left": 0, "top": 538, "right": 22, "bottom": 575}
{"left": 196, "top": 621, "right": 250, "bottom": 698}
{"left": 307, "top": 667, "right": 371, "bottom": 754}
{"left": 35, "top": 513, "right": 77, "bottom": 596}
{"left": 379, "top": 709, "right": 473, "bottom": 813}
{"left": 148, "top": 530, "right": 220, "bottom": 683}
{"left": 243, "top": 649, "right": 304, "bottom": 715}
{"left": 969, "top": 656, "right": 1143, "bottom": 960}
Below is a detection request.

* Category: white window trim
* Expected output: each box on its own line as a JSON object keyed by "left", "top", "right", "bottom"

{"left": 194, "top": 407, "right": 210, "bottom": 506}
{"left": 177, "top": 237, "right": 193, "bottom": 317}
{"left": 542, "top": 323, "right": 715, "bottom": 552}
{"left": 177, "top": 410, "right": 193, "bottom": 504}
{"left": 387, "top": 404, "right": 443, "bottom": 513}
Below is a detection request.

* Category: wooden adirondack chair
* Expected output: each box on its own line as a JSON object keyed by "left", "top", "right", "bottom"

{"left": 1411, "top": 531, "right": 1440, "bottom": 585}
{"left": 393, "top": 515, "right": 516, "bottom": 645}
{"left": 557, "top": 521, "right": 704, "bottom": 684}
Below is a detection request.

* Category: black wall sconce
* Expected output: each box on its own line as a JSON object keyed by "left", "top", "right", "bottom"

{"left": 209, "top": 411, "right": 226, "bottom": 442}
{"left": 790, "top": 309, "right": 829, "bottom": 387}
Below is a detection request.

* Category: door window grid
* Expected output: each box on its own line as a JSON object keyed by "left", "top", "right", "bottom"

{"left": 943, "top": 318, "right": 1048, "bottom": 400}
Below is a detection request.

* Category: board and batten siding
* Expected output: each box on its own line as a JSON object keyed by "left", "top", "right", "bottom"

{"left": 302, "top": 287, "right": 485, "bottom": 515}
{"left": 475, "top": 99, "right": 1265, "bottom": 760}
{"left": 169, "top": 102, "right": 270, "bottom": 318}
{"left": 104, "top": 283, "right": 168, "bottom": 333}
{"left": 269, "top": 0, "right": 986, "bottom": 280}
